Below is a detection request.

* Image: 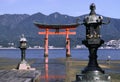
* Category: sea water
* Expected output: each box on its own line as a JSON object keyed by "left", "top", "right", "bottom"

{"left": 0, "top": 49, "right": 119, "bottom": 60}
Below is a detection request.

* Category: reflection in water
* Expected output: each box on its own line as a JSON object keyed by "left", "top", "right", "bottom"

{"left": 42, "top": 57, "right": 74, "bottom": 82}
{"left": 43, "top": 57, "right": 66, "bottom": 82}
{"left": 38, "top": 57, "right": 79, "bottom": 82}
{"left": 65, "top": 57, "right": 71, "bottom": 82}
{"left": 44, "top": 57, "right": 49, "bottom": 82}
{"left": 42, "top": 56, "right": 79, "bottom": 82}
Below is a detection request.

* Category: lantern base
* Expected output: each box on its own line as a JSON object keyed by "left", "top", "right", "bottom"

{"left": 17, "top": 60, "right": 35, "bottom": 70}
{"left": 75, "top": 71, "right": 111, "bottom": 82}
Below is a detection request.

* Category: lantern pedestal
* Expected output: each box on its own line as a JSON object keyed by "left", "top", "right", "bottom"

{"left": 17, "top": 61, "right": 35, "bottom": 70}
{"left": 17, "top": 62, "right": 35, "bottom": 70}
{"left": 75, "top": 39, "right": 111, "bottom": 82}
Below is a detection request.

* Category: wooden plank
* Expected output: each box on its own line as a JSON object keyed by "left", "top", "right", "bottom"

{"left": 0, "top": 70, "right": 41, "bottom": 82}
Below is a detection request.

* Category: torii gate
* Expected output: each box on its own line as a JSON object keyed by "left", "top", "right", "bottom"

{"left": 34, "top": 22, "right": 79, "bottom": 57}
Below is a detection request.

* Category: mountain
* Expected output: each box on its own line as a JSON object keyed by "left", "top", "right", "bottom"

{"left": 0, "top": 12, "right": 120, "bottom": 47}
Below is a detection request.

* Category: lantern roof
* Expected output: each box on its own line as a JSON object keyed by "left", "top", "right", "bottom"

{"left": 20, "top": 34, "right": 27, "bottom": 42}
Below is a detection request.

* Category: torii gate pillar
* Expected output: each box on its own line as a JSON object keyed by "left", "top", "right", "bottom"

{"left": 66, "top": 28, "right": 71, "bottom": 57}
{"left": 44, "top": 28, "right": 49, "bottom": 57}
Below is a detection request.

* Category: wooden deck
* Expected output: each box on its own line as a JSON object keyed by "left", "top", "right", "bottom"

{"left": 0, "top": 70, "right": 41, "bottom": 82}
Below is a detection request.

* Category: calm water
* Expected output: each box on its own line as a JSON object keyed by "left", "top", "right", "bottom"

{"left": 0, "top": 49, "right": 119, "bottom": 82}
{"left": 0, "top": 49, "right": 119, "bottom": 60}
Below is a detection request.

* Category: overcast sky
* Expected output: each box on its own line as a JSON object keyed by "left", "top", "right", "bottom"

{"left": 0, "top": 0, "right": 120, "bottom": 18}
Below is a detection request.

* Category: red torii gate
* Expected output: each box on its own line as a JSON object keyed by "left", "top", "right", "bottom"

{"left": 34, "top": 22, "right": 79, "bottom": 57}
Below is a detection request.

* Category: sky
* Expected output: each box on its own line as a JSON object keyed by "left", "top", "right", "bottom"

{"left": 0, "top": 0, "right": 120, "bottom": 18}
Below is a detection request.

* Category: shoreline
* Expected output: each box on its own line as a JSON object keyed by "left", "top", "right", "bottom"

{"left": 1, "top": 47, "right": 120, "bottom": 50}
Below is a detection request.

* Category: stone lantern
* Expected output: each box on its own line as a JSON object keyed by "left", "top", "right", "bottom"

{"left": 75, "top": 3, "right": 111, "bottom": 82}
{"left": 17, "top": 34, "right": 35, "bottom": 70}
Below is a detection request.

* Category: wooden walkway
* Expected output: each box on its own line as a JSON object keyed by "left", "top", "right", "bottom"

{"left": 0, "top": 70, "right": 41, "bottom": 82}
